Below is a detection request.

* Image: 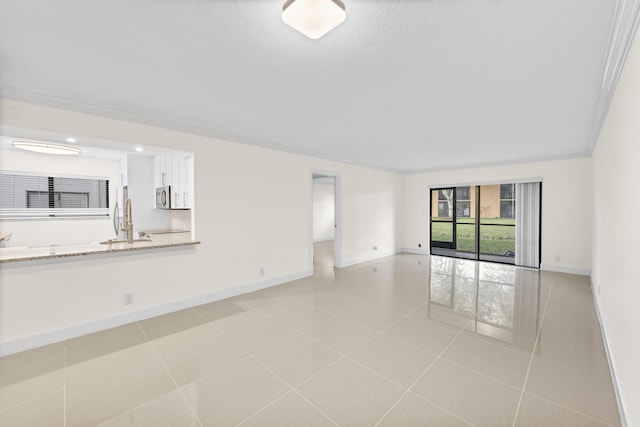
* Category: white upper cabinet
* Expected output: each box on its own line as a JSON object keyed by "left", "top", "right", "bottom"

{"left": 153, "top": 155, "right": 169, "bottom": 188}
{"left": 153, "top": 154, "right": 192, "bottom": 209}
{"left": 120, "top": 156, "right": 128, "bottom": 187}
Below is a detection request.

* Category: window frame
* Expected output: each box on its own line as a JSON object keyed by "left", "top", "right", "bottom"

{"left": 0, "top": 170, "right": 110, "bottom": 220}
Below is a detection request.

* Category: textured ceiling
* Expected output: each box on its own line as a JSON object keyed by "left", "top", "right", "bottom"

{"left": 0, "top": 0, "right": 637, "bottom": 172}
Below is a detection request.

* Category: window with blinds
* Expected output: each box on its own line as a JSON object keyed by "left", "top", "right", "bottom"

{"left": 0, "top": 172, "right": 109, "bottom": 219}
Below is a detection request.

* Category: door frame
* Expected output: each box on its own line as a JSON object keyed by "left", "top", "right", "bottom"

{"left": 310, "top": 170, "right": 343, "bottom": 271}
{"left": 430, "top": 187, "right": 457, "bottom": 251}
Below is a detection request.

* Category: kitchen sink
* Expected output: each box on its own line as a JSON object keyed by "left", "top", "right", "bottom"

{"left": 99, "top": 238, "right": 152, "bottom": 245}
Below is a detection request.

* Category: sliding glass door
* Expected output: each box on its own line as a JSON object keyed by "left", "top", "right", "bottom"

{"left": 430, "top": 188, "right": 455, "bottom": 250}
{"left": 478, "top": 184, "right": 516, "bottom": 263}
{"left": 430, "top": 186, "right": 478, "bottom": 260}
{"left": 455, "top": 186, "right": 477, "bottom": 255}
{"left": 430, "top": 183, "right": 540, "bottom": 267}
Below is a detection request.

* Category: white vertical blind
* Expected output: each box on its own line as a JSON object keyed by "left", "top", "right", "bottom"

{"left": 515, "top": 182, "right": 541, "bottom": 268}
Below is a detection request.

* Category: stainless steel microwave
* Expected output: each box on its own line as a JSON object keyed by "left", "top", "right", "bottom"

{"left": 155, "top": 186, "right": 172, "bottom": 209}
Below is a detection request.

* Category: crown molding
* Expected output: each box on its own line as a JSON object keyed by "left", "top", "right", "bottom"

{"left": 0, "top": 88, "right": 403, "bottom": 175}
{"left": 587, "top": 0, "right": 640, "bottom": 155}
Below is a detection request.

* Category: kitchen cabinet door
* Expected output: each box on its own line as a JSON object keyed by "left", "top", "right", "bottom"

{"left": 171, "top": 156, "right": 182, "bottom": 208}
{"left": 120, "top": 156, "right": 128, "bottom": 187}
{"left": 181, "top": 157, "right": 192, "bottom": 208}
{"left": 154, "top": 155, "right": 172, "bottom": 188}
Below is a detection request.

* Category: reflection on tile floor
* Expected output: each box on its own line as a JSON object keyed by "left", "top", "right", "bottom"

{"left": 0, "top": 242, "right": 622, "bottom": 426}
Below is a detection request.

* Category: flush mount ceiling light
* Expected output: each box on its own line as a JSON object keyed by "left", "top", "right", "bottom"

{"left": 12, "top": 141, "right": 81, "bottom": 155}
{"left": 282, "top": 0, "right": 346, "bottom": 40}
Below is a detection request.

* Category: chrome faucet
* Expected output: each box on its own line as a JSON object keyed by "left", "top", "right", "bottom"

{"left": 122, "top": 198, "right": 133, "bottom": 244}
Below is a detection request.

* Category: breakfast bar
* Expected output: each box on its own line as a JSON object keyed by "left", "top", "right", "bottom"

{"left": 0, "top": 232, "right": 200, "bottom": 264}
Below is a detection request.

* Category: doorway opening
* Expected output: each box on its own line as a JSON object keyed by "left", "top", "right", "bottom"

{"left": 430, "top": 183, "right": 541, "bottom": 267}
{"left": 311, "top": 172, "right": 341, "bottom": 272}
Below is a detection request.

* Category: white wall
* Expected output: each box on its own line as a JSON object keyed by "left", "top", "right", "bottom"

{"left": 313, "top": 182, "right": 334, "bottom": 242}
{"left": 591, "top": 23, "right": 640, "bottom": 427}
{"left": 402, "top": 158, "right": 593, "bottom": 274}
{"left": 0, "top": 99, "right": 403, "bottom": 353}
{"left": 0, "top": 147, "right": 120, "bottom": 247}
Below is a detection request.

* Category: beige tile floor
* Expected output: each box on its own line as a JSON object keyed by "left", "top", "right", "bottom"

{"left": 0, "top": 241, "right": 622, "bottom": 426}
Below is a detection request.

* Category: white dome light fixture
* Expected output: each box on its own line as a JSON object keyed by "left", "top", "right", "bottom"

{"left": 282, "top": 0, "right": 346, "bottom": 40}
{"left": 12, "top": 141, "right": 81, "bottom": 156}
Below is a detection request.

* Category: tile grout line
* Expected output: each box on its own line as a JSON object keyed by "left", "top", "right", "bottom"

{"left": 193, "top": 266, "right": 571, "bottom": 426}
{"left": 276, "top": 300, "right": 431, "bottom": 391}
{"left": 526, "top": 352, "right": 616, "bottom": 383}
{"left": 434, "top": 357, "right": 525, "bottom": 392}
{"left": 408, "top": 392, "right": 476, "bottom": 427}
{"left": 93, "top": 391, "right": 199, "bottom": 427}
{"left": 235, "top": 356, "right": 341, "bottom": 427}
{"left": 241, "top": 283, "right": 466, "bottom": 410}
{"left": 205, "top": 319, "right": 341, "bottom": 427}
{"left": 523, "top": 391, "right": 618, "bottom": 427}
{"left": 0, "top": 389, "right": 64, "bottom": 417}
{"left": 374, "top": 317, "right": 478, "bottom": 427}
{"left": 290, "top": 389, "right": 341, "bottom": 427}
{"left": 264, "top": 272, "right": 444, "bottom": 422}
{"left": 341, "top": 353, "right": 476, "bottom": 427}
{"left": 0, "top": 342, "right": 70, "bottom": 418}
{"left": 304, "top": 266, "right": 609, "bottom": 425}
{"left": 510, "top": 273, "right": 556, "bottom": 427}
{"left": 9, "top": 256, "right": 612, "bottom": 426}
{"left": 133, "top": 322, "right": 206, "bottom": 427}
{"left": 233, "top": 392, "right": 294, "bottom": 427}
{"left": 211, "top": 292, "right": 403, "bottom": 426}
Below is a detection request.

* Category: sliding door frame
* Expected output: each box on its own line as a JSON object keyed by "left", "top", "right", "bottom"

{"left": 429, "top": 182, "right": 542, "bottom": 268}
{"left": 429, "top": 187, "right": 457, "bottom": 251}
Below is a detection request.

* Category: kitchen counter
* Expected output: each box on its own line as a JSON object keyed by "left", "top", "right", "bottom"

{"left": 0, "top": 233, "right": 200, "bottom": 264}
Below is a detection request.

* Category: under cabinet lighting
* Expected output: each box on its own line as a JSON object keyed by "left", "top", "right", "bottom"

{"left": 66, "top": 137, "right": 77, "bottom": 143}
{"left": 282, "top": 0, "right": 346, "bottom": 40}
{"left": 12, "top": 141, "right": 81, "bottom": 156}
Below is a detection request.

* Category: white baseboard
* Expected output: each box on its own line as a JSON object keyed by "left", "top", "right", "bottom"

{"left": 401, "top": 248, "right": 429, "bottom": 255}
{"left": 0, "top": 269, "right": 312, "bottom": 357}
{"left": 540, "top": 263, "right": 591, "bottom": 276}
{"left": 397, "top": 254, "right": 588, "bottom": 275}
{"left": 590, "top": 279, "right": 628, "bottom": 427}
{"left": 313, "top": 237, "right": 335, "bottom": 243}
{"left": 337, "top": 250, "right": 397, "bottom": 268}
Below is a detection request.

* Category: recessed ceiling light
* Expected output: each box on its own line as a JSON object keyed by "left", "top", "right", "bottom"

{"left": 66, "top": 137, "right": 77, "bottom": 143}
{"left": 282, "top": 0, "right": 346, "bottom": 40}
{"left": 12, "top": 141, "right": 81, "bottom": 156}
{"left": 135, "top": 146, "right": 143, "bottom": 152}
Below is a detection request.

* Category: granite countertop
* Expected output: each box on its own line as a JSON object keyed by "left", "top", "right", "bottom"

{"left": 0, "top": 233, "right": 200, "bottom": 264}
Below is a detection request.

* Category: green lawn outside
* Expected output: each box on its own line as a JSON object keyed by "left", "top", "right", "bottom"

{"left": 431, "top": 218, "right": 515, "bottom": 256}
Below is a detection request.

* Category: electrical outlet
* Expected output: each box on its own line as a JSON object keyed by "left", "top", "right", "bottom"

{"left": 124, "top": 293, "right": 133, "bottom": 306}
{"left": 260, "top": 267, "right": 265, "bottom": 276}
{"left": 554, "top": 255, "right": 561, "bottom": 262}
{"left": 373, "top": 245, "right": 378, "bottom": 251}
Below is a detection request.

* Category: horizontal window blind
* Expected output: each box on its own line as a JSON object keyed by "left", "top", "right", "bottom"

{"left": 0, "top": 172, "right": 109, "bottom": 219}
